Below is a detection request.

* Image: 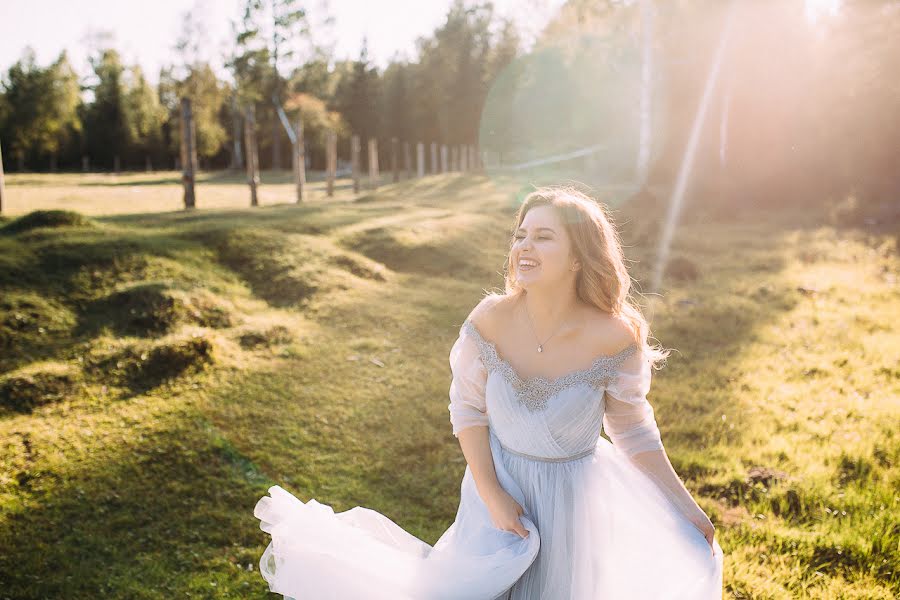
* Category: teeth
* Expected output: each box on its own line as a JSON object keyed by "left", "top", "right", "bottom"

{"left": 519, "top": 260, "right": 538, "bottom": 267}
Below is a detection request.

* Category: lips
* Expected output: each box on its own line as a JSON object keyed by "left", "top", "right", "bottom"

{"left": 518, "top": 258, "right": 539, "bottom": 271}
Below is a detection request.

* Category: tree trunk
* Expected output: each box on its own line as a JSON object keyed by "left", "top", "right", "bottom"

{"left": 272, "top": 115, "right": 281, "bottom": 170}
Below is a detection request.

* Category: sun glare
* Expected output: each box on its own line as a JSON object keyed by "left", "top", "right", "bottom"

{"left": 805, "top": 0, "right": 840, "bottom": 23}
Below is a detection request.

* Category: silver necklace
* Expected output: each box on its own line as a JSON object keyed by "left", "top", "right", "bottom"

{"left": 523, "top": 301, "right": 571, "bottom": 354}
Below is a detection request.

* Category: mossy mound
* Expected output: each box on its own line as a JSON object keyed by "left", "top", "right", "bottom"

{"left": 338, "top": 215, "right": 501, "bottom": 280}
{"left": 326, "top": 254, "right": 387, "bottom": 281}
{"left": 81, "top": 282, "right": 236, "bottom": 337}
{"left": 210, "top": 228, "right": 378, "bottom": 308}
{"left": 0, "top": 292, "right": 78, "bottom": 372}
{"left": 238, "top": 325, "right": 293, "bottom": 349}
{"left": 0, "top": 364, "right": 81, "bottom": 413}
{"left": 1, "top": 210, "right": 94, "bottom": 235}
{"left": 85, "top": 335, "right": 215, "bottom": 393}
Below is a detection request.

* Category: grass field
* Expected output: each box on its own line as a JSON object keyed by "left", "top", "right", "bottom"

{"left": 0, "top": 171, "right": 898, "bottom": 598}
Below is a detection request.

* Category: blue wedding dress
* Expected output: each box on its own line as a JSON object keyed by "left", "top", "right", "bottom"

{"left": 253, "top": 317, "right": 725, "bottom": 599}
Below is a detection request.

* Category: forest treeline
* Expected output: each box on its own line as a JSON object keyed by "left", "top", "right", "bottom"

{"left": 0, "top": 0, "right": 898, "bottom": 211}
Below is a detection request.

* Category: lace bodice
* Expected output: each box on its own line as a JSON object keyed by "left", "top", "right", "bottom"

{"left": 449, "top": 316, "right": 665, "bottom": 459}
{"left": 461, "top": 318, "right": 639, "bottom": 412}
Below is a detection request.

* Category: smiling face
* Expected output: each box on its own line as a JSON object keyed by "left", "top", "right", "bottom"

{"left": 511, "top": 204, "right": 580, "bottom": 290}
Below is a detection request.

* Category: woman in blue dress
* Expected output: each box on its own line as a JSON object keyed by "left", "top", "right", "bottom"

{"left": 254, "top": 186, "right": 725, "bottom": 599}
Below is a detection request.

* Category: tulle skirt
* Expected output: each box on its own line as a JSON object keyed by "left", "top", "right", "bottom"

{"left": 253, "top": 431, "right": 724, "bottom": 599}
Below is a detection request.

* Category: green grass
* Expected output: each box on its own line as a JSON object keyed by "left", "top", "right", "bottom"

{"left": 0, "top": 171, "right": 898, "bottom": 598}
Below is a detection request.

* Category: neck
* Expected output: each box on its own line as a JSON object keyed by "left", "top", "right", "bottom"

{"left": 520, "top": 288, "right": 580, "bottom": 336}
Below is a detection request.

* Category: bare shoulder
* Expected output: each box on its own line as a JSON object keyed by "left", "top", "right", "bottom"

{"left": 581, "top": 308, "right": 639, "bottom": 356}
{"left": 466, "top": 292, "right": 514, "bottom": 336}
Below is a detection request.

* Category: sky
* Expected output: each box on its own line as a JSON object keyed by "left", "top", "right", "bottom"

{"left": 0, "top": 0, "right": 565, "bottom": 85}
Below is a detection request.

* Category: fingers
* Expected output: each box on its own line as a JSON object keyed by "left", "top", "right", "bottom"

{"left": 515, "top": 521, "right": 529, "bottom": 538}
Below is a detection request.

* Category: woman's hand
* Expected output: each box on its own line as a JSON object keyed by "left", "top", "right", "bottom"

{"left": 484, "top": 487, "right": 530, "bottom": 538}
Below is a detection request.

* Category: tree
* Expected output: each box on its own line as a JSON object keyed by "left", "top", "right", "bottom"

{"left": 0, "top": 48, "right": 82, "bottom": 171}
{"left": 122, "top": 65, "right": 166, "bottom": 169}
{"left": 166, "top": 7, "right": 231, "bottom": 168}
{"left": 335, "top": 39, "right": 380, "bottom": 159}
{"left": 228, "top": 0, "right": 313, "bottom": 170}
{"left": 83, "top": 48, "right": 129, "bottom": 170}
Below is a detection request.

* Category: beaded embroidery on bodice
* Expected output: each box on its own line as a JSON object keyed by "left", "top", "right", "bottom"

{"left": 461, "top": 318, "right": 639, "bottom": 412}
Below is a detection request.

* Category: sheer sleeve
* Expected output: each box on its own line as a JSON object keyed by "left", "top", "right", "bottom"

{"left": 602, "top": 346, "right": 665, "bottom": 457}
{"left": 447, "top": 324, "right": 490, "bottom": 438}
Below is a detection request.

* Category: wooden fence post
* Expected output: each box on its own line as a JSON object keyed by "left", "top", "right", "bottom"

{"left": 451, "top": 145, "right": 458, "bottom": 172}
{"left": 244, "top": 104, "right": 259, "bottom": 207}
{"left": 441, "top": 145, "right": 448, "bottom": 173}
{"left": 403, "top": 141, "right": 411, "bottom": 179}
{"left": 180, "top": 97, "right": 198, "bottom": 209}
{"left": 293, "top": 117, "right": 306, "bottom": 203}
{"left": 461, "top": 143, "right": 468, "bottom": 172}
{"left": 391, "top": 137, "right": 399, "bottom": 183}
{"left": 351, "top": 135, "right": 361, "bottom": 193}
{"left": 82, "top": 156, "right": 89, "bottom": 172}
{"left": 326, "top": 130, "right": 337, "bottom": 197}
{"left": 416, "top": 142, "right": 425, "bottom": 178}
{"left": 430, "top": 142, "right": 438, "bottom": 175}
{"left": 368, "top": 138, "right": 379, "bottom": 190}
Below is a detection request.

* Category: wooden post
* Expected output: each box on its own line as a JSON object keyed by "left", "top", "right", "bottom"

{"left": 403, "top": 141, "right": 411, "bottom": 179}
{"left": 391, "top": 137, "right": 399, "bottom": 183}
{"left": 244, "top": 104, "right": 260, "bottom": 207}
{"left": 461, "top": 143, "right": 468, "bottom": 172}
{"left": 180, "top": 97, "right": 198, "bottom": 209}
{"left": 451, "top": 145, "right": 458, "bottom": 171}
{"left": 82, "top": 155, "right": 89, "bottom": 172}
{"left": 145, "top": 155, "right": 152, "bottom": 172}
{"left": 416, "top": 142, "right": 425, "bottom": 178}
{"left": 326, "top": 130, "right": 337, "bottom": 197}
{"left": 351, "top": 135, "right": 361, "bottom": 194}
{"left": 114, "top": 155, "right": 121, "bottom": 174}
{"left": 367, "top": 138, "right": 379, "bottom": 190}
{"left": 430, "top": 142, "right": 438, "bottom": 175}
{"left": 293, "top": 117, "right": 306, "bottom": 203}
{"left": 441, "top": 145, "right": 448, "bottom": 173}
{"left": 0, "top": 139, "right": 5, "bottom": 214}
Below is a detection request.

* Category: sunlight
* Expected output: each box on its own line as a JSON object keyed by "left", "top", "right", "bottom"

{"left": 805, "top": 0, "right": 840, "bottom": 23}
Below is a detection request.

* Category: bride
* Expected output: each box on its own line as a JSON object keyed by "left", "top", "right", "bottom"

{"left": 254, "top": 186, "right": 725, "bottom": 599}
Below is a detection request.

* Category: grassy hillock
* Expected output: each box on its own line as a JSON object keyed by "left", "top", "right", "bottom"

{"left": 0, "top": 172, "right": 898, "bottom": 598}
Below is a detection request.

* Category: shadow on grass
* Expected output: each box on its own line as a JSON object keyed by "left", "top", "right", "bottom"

{"left": 0, "top": 410, "right": 274, "bottom": 598}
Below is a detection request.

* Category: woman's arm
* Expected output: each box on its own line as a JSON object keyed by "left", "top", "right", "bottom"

{"left": 602, "top": 346, "right": 716, "bottom": 548}
{"left": 457, "top": 424, "right": 529, "bottom": 538}
{"left": 456, "top": 425, "right": 502, "bottom": 502}
{"left": 627, "top": 448, "right": 714, "bottom": 536}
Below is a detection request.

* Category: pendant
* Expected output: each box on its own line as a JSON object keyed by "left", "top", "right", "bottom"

{"left": 537, "top": 345, "right": 543, "bottom": 353}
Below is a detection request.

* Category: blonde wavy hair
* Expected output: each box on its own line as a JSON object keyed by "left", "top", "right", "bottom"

{"left": 490, "top": 186, "right": 670, "bottom": 369}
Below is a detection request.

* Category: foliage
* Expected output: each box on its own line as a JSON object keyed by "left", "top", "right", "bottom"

{"left": 0, "top": 48, "right": 81, "bottom": 167}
